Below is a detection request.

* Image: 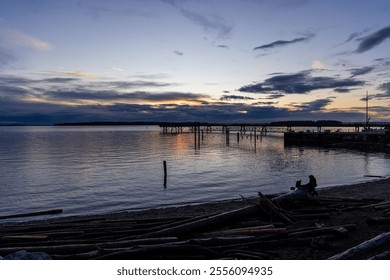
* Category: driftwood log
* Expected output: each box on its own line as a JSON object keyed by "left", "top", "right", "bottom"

{"left": 271, "top": 175, "right": 320, "bottom": 210}
{"left": 139, "top": 205, "right": 259, "bottom": 238}
{"left": 258, "top": 193, "right": 293, "bottom": 223}
{"left": 328, "top": 232, "right": 390, "bottom": 260}
{"left": 0, "top": 209, "right": 63, "bottom": 220}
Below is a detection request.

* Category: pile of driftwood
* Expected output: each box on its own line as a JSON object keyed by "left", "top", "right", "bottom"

{"left": 1, "top": 189, "right": 390, "bottom": 260}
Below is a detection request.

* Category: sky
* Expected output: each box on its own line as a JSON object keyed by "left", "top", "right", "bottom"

{"left": 1, "top": 0, "right": 390, "bottom": 124}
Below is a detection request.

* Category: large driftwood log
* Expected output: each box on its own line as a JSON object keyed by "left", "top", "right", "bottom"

{"left": 217, "top": 225, "right": 286, "bottom": 236}
{"left": 361, "top": 200, "right": 390, "bottom": 209}
{"left": 0, "top": 237, "right": 179, "bottom": 256}
{"left": 271, "top": 175, "right": 320, "bottom": 210}
{"left": 366, "top": 217, "right": 390, "bottom": 225}
{"left": 272, "top": 188, "right": 320, "bottom": 210}
{"left": 139, "top": 205, "right": 259, "bottom": 238}
{"left": 92, "top": 244, "right": 220, "bottom": 260}
{"left": 258, "top": 193, "right": 294, "bottom": 223}
{"left": 0, "top": 209, "right": 63, "bottom": 220}
{"left": 291, "top": 213, "right": 330, "bottom": 220}
{"left": 368, "top": 250, "right": 390, "bottom": 260}
{"left": 287, "top": 225, "right": 352, "bottom": 238}
{"left": 328, "top": 232, "right": 390, "bottom": 260}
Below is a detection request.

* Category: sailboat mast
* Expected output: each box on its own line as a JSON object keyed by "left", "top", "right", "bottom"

{"left": 365, "top": 91, "right": 369, "bottom": 127}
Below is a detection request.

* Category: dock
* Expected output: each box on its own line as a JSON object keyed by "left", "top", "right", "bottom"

{"left": 159, "top": 121, "right": 390, "bottom": 151}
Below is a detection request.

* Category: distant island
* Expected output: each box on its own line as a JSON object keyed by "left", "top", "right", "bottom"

{"left": 53, "top": 120, "right": 345, "bottom": 127}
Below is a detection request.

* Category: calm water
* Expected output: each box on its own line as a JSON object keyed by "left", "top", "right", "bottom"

{"left": 1, "top": 125, "right": 390, "bottom": 220}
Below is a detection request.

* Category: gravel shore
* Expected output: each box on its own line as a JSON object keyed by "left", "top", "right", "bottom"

{"left": 1, "top": 177, "right": 390, "bottom": 260}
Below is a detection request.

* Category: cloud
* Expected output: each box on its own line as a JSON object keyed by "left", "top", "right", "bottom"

{"left": 252, "top": 101, "right": 278, "bottom": 106}
{"left": 349, "top": 66, "right": 375, "bottom": 77}
{"left": 338, "top": 28, "right": 372, "bottom": 45}
{"left": 219, "top": 95, "right": 255, "bottom": 101}
{"left": 334, "top": 88, "right": 352, "bottom": 93}
{"left": 0, "top": 90, "right": 368, "bottom": 124}
{"left": 173, "top": 50, "right": 184, "bottom": 56}
{"left": 111, "top": 67, "right": 124, "bottom": 72}
{"left": 374, "top": 57, "right": 390, "bottom": 65}
{"left": 238, "top": 71, "right": 365, "bottom": 94}
{"left": 104, "top": 80, "right": 172, "bottom": 89}
{"left": 0, "top": 23, "right": 52, "bottom": 51}
{"left": 253, "top": 33, "right": 314, "bottom": 51}
{"left": 0, "top": 46, "right": 16, "bottom": 66}
{"left": 356, "top": 25, "right": 390, "bottom": 53}
{"left": 263, "top": 93, "right": 286, "bottom": 99}
{"left": 289, "top": 98, "right": 334, "bottom": 112}
{"left": 0, "top": 72, "right": 375, "bottom": 124}
{"left": 163, "top": 0, "right": 233, "bottom": 39}
{"left": 361, "top": 82, "right": 390, "bottom": 100}
{"left": 45, "top": 70, "right": 100, "bottom": 79}
{"left": 41, "top": 90, "right": 209, "bottom": 104}
{"left": 0, "top": 73, "right": 208, "bottom": 107}
{"left": 217, "top": 44, "right": 229, "bottom": 49}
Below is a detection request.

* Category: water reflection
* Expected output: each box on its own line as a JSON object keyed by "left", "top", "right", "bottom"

{"left": 0, "top": 126, "right": 389, "bottom": 219}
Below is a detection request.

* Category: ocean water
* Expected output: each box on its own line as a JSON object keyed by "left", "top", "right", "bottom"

{"left": 1, "top": 125, "right": 390, "bottom": 220}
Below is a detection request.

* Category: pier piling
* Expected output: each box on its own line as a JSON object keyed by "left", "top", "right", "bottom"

{"left": 163, "top": 160, "right": 167, "bottom": 187}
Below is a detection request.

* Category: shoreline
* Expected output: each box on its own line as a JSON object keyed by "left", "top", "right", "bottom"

{"left": 102, "top": 176, "right": 390, "bottom": 220}
{"left": 1, "top": 178, "right": 390, "bottom": 260}
{"left": 2, "top": 177, "right": 390, "bottom": 224}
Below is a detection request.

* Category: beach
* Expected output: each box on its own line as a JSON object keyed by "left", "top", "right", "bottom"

{"left": 1, "top": 177, "right": 390, "bottom": 260}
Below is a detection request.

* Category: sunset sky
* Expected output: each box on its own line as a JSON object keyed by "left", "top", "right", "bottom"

{"left": 1, "top": 0, "right": 390, "bottom": 124}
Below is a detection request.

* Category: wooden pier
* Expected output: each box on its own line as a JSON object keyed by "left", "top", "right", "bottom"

{"left": 159, "top": 121, "right": 390, "bottom": 135}
{"left": 159, "top": 121, "right": 390, "bottom": 151}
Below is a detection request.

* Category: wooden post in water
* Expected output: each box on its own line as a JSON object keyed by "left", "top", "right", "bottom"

{"left": 226, "top": 128, "right": 230, "bottom": 146}
{"left": 194, "top": 126, "right": 197, "bottom": 149}
{"left": 254, "top": 128, "right": 257, "bottom": 149}
{"left": 237, "top": 132, "right": 240, "bottom": 143}
{"left": 198, "top": 125, "right": 201, "bottom": 148}
{"left": 163, "top": 160, "right": 167, "bottom": 187}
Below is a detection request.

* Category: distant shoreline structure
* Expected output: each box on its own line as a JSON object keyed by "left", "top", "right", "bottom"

{"left": 1, "top": 119, "right": 390, "bottom": 127}
{"left": 52, "top": 120, "right": 389, "bottom": 127}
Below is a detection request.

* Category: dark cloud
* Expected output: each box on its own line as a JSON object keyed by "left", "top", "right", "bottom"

{"left": 262, "top": 93, "right": 285, "bottom": 99}
{"left": 253, "top": 33, "right": 314, "bottom": 51}
{"left": 252, "top": 101, "right": 278, "bottom": 106}
{"left": 379, "top": 82, "right": 390, "bottom": 93}
{"left": 334, "top": 88, "right": 352, "bottom": 93}
{"left": 238, "top": 71, "right": 365, "bottom": 94}
{"left": 173, "top": 50, "right": 184, "bottom": 56}
{"left": 349, "top": 66, "right": 375, "bottom": 77}
{"left": 0, "top": 73, "right": 208, "bottom": 107}
{"left": 217, "top": 44, "right": 229, "bottom": 49}
{"left": 41, "top": 77, "right": 80, "bottom": 83}
{"left": 362, "top": 82, "right": 390, "bottom": 100}
{"left": 40, "top": 90, "right": 210, "bottom": 103}
{"left": 0, "top": 93, "right": 367, "bottom": 124}
{"left": 220, "top": 95, "right": 255, "bottom": 101}
{"left": 0, "top": 72, "right": 372, "bottom": 125}
{"left": 104, "top": 80, "right": 172, "bottom": 89}
{"left": 374, "top": 57, "right": 390, "bottom": 66}
{"left": 289, "top": 98, "right": 334, "bottom": 112}
{"left": 356, "top": 25, "right": 390, "bottom": 53}
{"left": 339, "top": 28, "right": 372, "bottom": 45}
